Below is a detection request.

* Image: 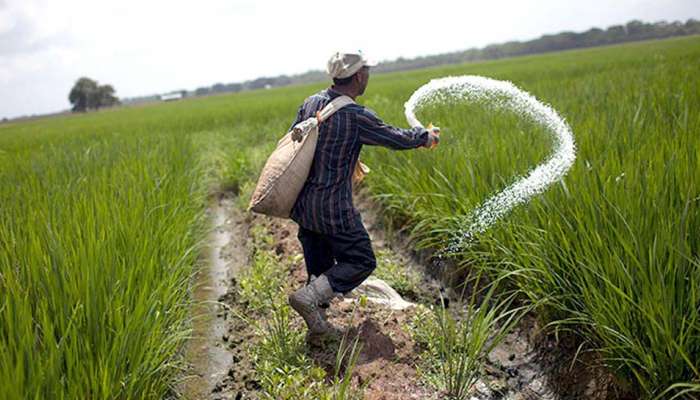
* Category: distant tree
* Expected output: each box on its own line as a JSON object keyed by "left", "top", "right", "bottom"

{"left": 69, "top": 77, "right": 98, "bottom": 112}
{"left": 626, "top": 20, "right": 650, "bottom": 38}
{"left": 224, "top": 83, "right": 243, "bottom": 92}
{"left": 96, "top": 84, "right": 119, "bottom": 108}
{"left": 685, "top": 19, "right": 700, "bottom": 33}
{"left": 68, "top": 77, "right": 120, "bottom": 112}
{"left": 212, "top": 83, "right": 227, "bottom": 93}
{"left": 195, "top": 87, "right": 210, "bottom": 96}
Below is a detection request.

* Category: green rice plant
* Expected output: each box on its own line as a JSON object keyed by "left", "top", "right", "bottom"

{"left": 2, "top": 35, "right": 698, "bottom": 398}
{"left": 655, "top": 383, "right": 700, "bottom": 400}
{"left": 411, "top": 274, "right": 526, "bottom": 399}
{"left": 362, "top": 36, "right": 700, "bottom": 397}
{"left": 0, "top": 132, "right": 210, "bottom": 399}
{"left": 253, "top": 300, "right": 365, "bottom": 400}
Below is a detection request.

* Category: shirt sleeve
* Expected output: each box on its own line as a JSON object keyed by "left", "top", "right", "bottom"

{"left": 356, "top": 107, "right": 429, "bottom": 150}
{"left": 288, "top": 104, "right": 305, "bottom": 132}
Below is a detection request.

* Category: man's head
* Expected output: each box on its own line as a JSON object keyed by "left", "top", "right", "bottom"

{"left": 327, "top": 51, "right": 376, "bottom": 97}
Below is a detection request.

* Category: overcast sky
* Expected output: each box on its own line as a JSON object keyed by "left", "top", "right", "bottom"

{"left": 1, "top": 0, "right": 698, "bottom": 119}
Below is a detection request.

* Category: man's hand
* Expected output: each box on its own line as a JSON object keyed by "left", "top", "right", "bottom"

{"left": 424, "top": 124, "right": 441, "bottom": 149}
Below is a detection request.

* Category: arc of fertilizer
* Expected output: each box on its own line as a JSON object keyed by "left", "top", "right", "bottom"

{"left": 404, "top": 75, "right": 577, "bottom": 252}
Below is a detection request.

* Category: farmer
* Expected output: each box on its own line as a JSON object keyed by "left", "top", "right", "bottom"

{"left": 288, "top": 51, "right": 440, "bottom": 337}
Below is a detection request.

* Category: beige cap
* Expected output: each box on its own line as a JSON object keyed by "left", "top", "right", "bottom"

{"left": 326, "top": 51, "right": 377, "bottom": 79}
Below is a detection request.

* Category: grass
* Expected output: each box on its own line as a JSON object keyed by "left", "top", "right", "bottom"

{"left": 0, "top": 35, "right": 698, "bottom": 398}
{"left": 372, "top": 249, "right": 422, "bottom": 298}
{"left": 0, "top": 130, "right": 209, "bottom": 399}
{"left": 0, "top": 85, "right": 312, "bottom": 398}
{"left": 238, "top": 222, "right": 365, "bottom": 399}
{"left": 411, "top": 274, "right": 528, "bottom": 399}
{"left": 361, "top": 36, "right": 700, "bottom": 398}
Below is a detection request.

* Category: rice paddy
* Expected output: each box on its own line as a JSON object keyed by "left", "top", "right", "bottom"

{"left": 0, "top": 35, "right": 698, "bottom": 399}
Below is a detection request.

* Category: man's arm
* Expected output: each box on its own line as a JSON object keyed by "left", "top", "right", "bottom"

{"left": 357, "top": 107, "right": 429, "bottom": 150}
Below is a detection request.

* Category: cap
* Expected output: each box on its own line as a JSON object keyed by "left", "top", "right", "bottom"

{"left": 326, "top": 51, "right": 377, "bottom": 79}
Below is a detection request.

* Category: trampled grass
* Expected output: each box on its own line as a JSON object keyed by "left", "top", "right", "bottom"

{"left": 0, "top": 35, "right": 698, "bottom": 398}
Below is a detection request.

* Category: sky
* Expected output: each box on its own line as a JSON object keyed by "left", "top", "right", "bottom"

{"left": 1, "top": 0, "right": 698, "bottom": 119}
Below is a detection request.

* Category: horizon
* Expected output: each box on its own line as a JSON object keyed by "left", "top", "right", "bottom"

{"left": 1, "top": 0, "right": 699, "bottom": 120}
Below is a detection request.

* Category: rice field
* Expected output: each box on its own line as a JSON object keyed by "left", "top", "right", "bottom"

{"left": 0, "top": 35, "right": 698, "bottom": 399}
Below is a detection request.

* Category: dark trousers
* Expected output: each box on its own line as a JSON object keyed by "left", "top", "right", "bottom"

{"left": 297, "top": 224, "right": 377, "bottom": 294}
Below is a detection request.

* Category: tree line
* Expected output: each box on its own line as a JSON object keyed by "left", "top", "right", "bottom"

{"left": 375, "top": 19, "right": 700, "bottom": 73}
{"left": 120, "top": 18, "right": 699, "bottom": 105}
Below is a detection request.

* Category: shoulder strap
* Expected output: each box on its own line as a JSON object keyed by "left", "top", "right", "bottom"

{"left": 317, "top": 95, "right": 354, "bottom": 123}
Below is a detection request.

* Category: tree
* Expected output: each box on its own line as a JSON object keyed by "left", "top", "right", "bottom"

{"left": 96, "top": 84, "right": 119, "bottom": 108}
{"left": 194, "top": 86, "right": 210, "bottom": 96}
{"left": 69, "top": 77, "right": 97, "bottom": 112}
{"left": 212, "top": 83, "right": 230, "bottom": 93}
{"left": 68, "top": 77, "right": 119, "bottom": 112}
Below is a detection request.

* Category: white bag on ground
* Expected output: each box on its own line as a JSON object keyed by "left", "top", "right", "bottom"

{"left": 249, "top": 95, "right": 354, "bottom": 218}
{"left": 346, "top": 277, "right": 415, "bottom": 310}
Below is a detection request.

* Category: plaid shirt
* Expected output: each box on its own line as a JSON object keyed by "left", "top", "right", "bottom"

{"left": 290, "top": 88, "right": 429, "bottom": 234}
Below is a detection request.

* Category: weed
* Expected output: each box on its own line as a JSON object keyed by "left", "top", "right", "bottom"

{"left": 373, "top": 249, "right": 421, "bottom": 298}
{"left": 411, "top": 274, "right": 527, "bottom": 399}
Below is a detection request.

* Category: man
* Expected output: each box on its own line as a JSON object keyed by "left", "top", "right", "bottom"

{"left": 288, "top": 51, "right": 440, "bottom": 337}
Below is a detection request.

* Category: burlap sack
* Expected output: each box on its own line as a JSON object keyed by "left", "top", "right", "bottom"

{"left": 249, "top": 95, "right": 354, "bottom": 218}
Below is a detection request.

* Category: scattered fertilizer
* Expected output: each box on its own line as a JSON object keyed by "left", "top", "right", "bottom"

{"left": 404, "top": 76, "right": 576, "bottom": 252}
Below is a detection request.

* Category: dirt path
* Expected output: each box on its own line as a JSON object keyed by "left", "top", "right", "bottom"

{"left": 184, "top": 192, "right": 620, "bottom": 400}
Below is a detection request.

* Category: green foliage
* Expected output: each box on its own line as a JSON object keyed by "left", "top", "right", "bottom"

{"left": 0, "top": 75, "right": 311, "bottom": 399}
{"left": 375, "top": 19, "right": 700, "bottom": 74}
{"left": 373, "top": 249, "right": 421, "bottom": 297}
{"left": 240, "top": 225, "right": 364, "bottom": 399}
{"left": 410, "top": 275, "right": 526, "bottom": 399}
{"left": 238, "top": 226, "right": 286, "bottom": 313}
{"left": 68, "top": 77, "right": 119, "bottom": 112}
{"left": 1, "top": 36, "right": 699, "bottom": 398}
{"left": 253, "top": 303, "right": 332, "bottom": 400}
{"left": 0, "top": 130, "right": 208, "bottom": 399}
{"left": 361, "top": 36, "right": 700, "bottom": 398}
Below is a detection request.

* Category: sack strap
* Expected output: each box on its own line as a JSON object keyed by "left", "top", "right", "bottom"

{"left": 291, "top": 95, "right": 354, "bottom": 142}
{"left": 316, "top": 95, "right": 354, "bottom": 123}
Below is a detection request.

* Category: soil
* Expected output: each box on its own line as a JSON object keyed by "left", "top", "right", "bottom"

{"left": 186, "top": 190, "right": 629, "bottom": 400}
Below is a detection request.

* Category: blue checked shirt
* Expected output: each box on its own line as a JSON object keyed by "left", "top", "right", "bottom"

{"left": 290, "top": 88, "right": 429, "bottom": 234}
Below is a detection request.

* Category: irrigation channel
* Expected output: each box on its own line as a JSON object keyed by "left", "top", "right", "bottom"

{"left": 180, "top": 192, "right": 618, "bottom": 399}
{"left": 180, "top": 195, "right": 246, "bottom": 399}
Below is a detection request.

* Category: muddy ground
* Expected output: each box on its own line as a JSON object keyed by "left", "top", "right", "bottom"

{"left": 183, "top": 192, "right": 628, "bottom": 400}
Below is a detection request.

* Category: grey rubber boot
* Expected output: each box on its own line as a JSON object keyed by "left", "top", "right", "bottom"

{"left": 309, "top": 274, "right": 331, "bottom": 320}
{"left": 289, "top": 274, "right": 338, "bottom": 335}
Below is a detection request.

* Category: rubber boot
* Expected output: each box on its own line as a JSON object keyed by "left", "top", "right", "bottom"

{"left": 309, "top": 274, "right": 332, "bottom": 320}
{"left": 289, "top": 274, "right": 339, "bottom": 335}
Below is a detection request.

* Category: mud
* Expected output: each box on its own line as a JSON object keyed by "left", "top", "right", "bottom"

{"left": 185, "top": 190, "right": 626, "bottom": 399}
{"left": 179, "top": 195, "right": 249, "bottom": 400}
{"left": 355, "top": 192, "right": 626, "bottom": 400}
